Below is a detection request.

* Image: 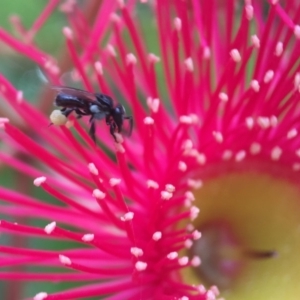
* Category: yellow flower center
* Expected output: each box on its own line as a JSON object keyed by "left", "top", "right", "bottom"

{"left": 185, "top": 171, "right": 300, "bottom": 299}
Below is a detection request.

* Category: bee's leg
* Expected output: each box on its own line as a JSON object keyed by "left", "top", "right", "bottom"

{"left": 124, "top": 116, "right": 133, "bottom": 136}
{"left": 61, "top": 108, "right": 74, "bottom": 117}
{"left": 109, "top": 122, "right": 118, "bottom": 142}
{"left": 89, "top": 120, "right": 96, "bottom": 143}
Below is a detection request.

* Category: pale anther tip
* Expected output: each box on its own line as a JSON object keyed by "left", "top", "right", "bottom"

{"left": 62, "top": 26, "right": 73, "bottom": 39}
{"left": 44, "top": 221, "right": 56, "bottom": 234}
{"left": 130, "top": 247, "right": 144, "bottom": 257}
{"left": 34, "top": 292, "right": 48, "bottom": 300}
{"left": 152, "top": 231, "right": 162, "bottom": 241}
{"left": 34, "top": 176, "right": 46, "bottom": 187}
{"left": 135, "top": 261, "right": 147, "bottom": 271}
{"left": 82, "top": 233, "right": 95, "bottom": 242}
{"left": 59, "top": 254, "right": 72, "bottom": 265}
{"left": 88, "top": 163, "right": 98, "bottom": 175}
{"left": 109, "top": 178, "right": 121, "bottom": 186}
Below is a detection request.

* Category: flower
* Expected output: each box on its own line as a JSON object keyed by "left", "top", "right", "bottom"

{"left": 0, "top": 0, "right": 300, "bottom": 299}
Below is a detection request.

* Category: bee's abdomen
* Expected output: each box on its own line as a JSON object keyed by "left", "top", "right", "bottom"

{"left": 55, "top": 93, "right": 87, "bottom": 108}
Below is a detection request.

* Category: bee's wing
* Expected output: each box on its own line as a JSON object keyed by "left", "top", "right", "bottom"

{"left": 52, "top": 86, "right": 98, "bottom": 103}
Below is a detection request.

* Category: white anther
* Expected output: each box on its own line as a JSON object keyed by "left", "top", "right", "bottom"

{"left": 251, "top": 79, "right": 260, "bottom": 92}
{"left": 230, "top": 49, "right": 241, "bottom": 62}
{"left": 34, "top": 292, "right": 48, "bottom": 300}
{"left": 184, "top": 239, "right": 193, "bottom": 248}
{"left": 178, "top": 256, "right": 189, "bottom": 266}
{"left": 275, "top": 42, "right": 283, "bottom": 56}
{"left": 196, "top": 153, "right": 206, "bottom": 165}
{"left": 152, "top": 231, "right": 162, "bottom": 241}
{"left": 270, "top": 115, "right": 278, "bottom": 127}
{"left": 257, "top": 116, "right": 270, "bottom": 129}
{"left": 251, "top": 35, "right": 260, "bottom": 48}
{"left": 126, "top": 53, "right": 137, "bottom": 65}
{"left": 271, "top": 146, "right": 282, "bottom": 161}
{"left": 62, "top": 27, "right": 73, "bottom": 39}
{"left": 107, "top": 44, "right": 117, "bottom": 57}
{"left": 187, "top": 179, "right": 203, "bottom": 189}
{"left": 189, "top": 114, "right": 200, "bottom": 124}
{"left": 222, "top": 150, "right": 232, "bottom": 160}
{"left": 44, "top": 60, "right": 60, "bottom": 75}
{"left": 182, "top": 139, "right": 193, "bottom": 150}
{"left": 287, "top": 129, "right": 297, "bottom": 139}
{"left": 210, "top": 285, "right": 220, "bottom": 296}
{"left": 33, "top": 176, "right": 46, "bottom": 187}
{"left": 263, "top": 70, "right": 274, "bottom": 83}
{"left": 16, "top": 90, "right": 23, "bottom": 103}
{"left": 179, "top": 115, "right": 193, "bottom": 124}
{"left": 165, "top": 184, "right": 175, "bottom": 193}
{"left": 192, "top": 230, "right": 202, "bottom": 240}
{"left": 185, "top": 58, "right": 194, "bottom": 72}
{"left": 92, "top": 189, "right": 106, "bottom": 200}
{"left": 94, "top": 61, "right": 103, "bottom": 75}
{"left": 59, "top": 254, "right": 72, "bottom": 265}
{"left": 219, "top": 92, "right": 228, "bottom": 102}
{"left": 196, "top": 285, "right": 207, "bottom": 294}
{"left": 44, "top": 221, "right": 56, "bottom": 234}
{"left": 147, "top": 180, "right": 159, "bottom": 189}
{"left": 109, "top": 178, "right": 121, "bottom": 186}
{"left": 178, "top": 161, "right": 187, "bottom": 172}
{"left": 245, "top": 4, "right": 253, "bottom": 20}
{"left": 250, "top": 142, "right": 261, "bottom": 155}
{"left": 190, "top": 206, "right": 200, "bottom": 221}
{"left": 151, "top": 98, "right": 160, "bottom": 113}
{"left": 88, "top": 163, "right": 98, "bottom": 175}
{"left": 120, "top": 212, "right": 134, "bottom": 221}
{"left": 174, "top": 17, "right": 182, "bottom": 31}
{"left": 82, "top": 234, "right": 94, "bottom": 242}
{"left": 235, "top": 150, "right": 246, "bottom": 162}
{"left": 186, "top": 224, "right": 195, "bottom": 232}
{"left": 295, "top": 73, "right": 300, "bottom": 89}
{"left": 135, "top": 261, "right": 147, "bottom": 271}
{"left": 294, "top": 25, "right": 300, "bottom": 39}
{"left": 144, "top": 116, "right": 154, "bottom": 124}
{"left": 245, "top": 117, "right": 254, "bottom": 129}
{"left": 212, "top": 131, "right": 223, "bottom": 143}
{"left": 191, "top": 256, "right": 201, "bottom": 267}
{"left": 148, "top": 53, "right": 160, "bottom": 63}
{"left": 131, "top": 247, "right": 144, "bottom": 257}
{"left": 203, "top": 46, "right": 211, "bottom": 59}
{"left": 185, "top": 191, "right": 195, "bottom": 201}
{"left": 147, "top": 97, "right": 160, "bottom": 113}
{"left": 161, "top": 191, "right": 173, "bottom": 200}
{"left": 0, "top": 117, "right": 9, "bottom": 127}
{"left": 167, "top": 252, "right": 178, "bottom": 260}
{"left": 184, "top": 199, "right": 192, "bottom": 208}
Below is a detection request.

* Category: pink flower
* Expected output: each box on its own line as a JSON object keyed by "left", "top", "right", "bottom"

{"left": 0, "top": 0, "right": 300, "bottom": 299}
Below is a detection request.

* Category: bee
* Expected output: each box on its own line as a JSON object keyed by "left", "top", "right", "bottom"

{"left": 51, "top": 86, "right": 133, "bottom": 143}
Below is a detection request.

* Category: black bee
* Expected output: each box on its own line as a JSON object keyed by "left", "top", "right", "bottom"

{"left": 52, "top": 86, "right": 133, "bottom": 142}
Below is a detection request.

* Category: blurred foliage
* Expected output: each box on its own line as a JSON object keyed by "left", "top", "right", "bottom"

{"left": 0, "top": 1, "right": 66, "bottom": 102}
{"left": 0, "top": 0, "right": 66, "bottom": 51}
